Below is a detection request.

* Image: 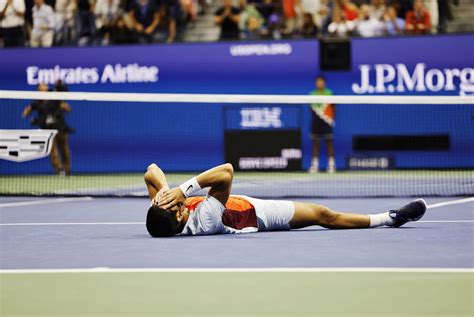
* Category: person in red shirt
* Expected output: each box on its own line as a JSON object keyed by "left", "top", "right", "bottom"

{"left": 336, "top": 0, "right": 359, "bottom": 21}
{"left": 144, "top": 163, "right": 427, "bottom": 237}
{"left": 405, "top": 0, "right": 431, "bottom": 35}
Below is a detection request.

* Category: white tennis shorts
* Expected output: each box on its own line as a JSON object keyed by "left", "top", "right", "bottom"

{"left": 240, "top": 196, "right": 295, "bottom": 231}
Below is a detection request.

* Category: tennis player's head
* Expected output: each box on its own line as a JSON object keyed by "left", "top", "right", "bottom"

{"left": 146, "top": 205, "right": 187, "bottom": 237}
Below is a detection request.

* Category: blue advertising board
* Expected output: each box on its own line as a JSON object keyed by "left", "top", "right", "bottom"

{"left": 0, "top": 35, "right": 473, "bottom": 174}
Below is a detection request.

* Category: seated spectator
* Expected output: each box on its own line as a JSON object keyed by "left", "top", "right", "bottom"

{"left": 0, "top": 0, "right": 25, "bottom": 47}
{"left": 405, "top": 0, "right": 431, "bottom": 34}
{"left": 423, "top": 0, "right": 438, "bottom": 33}
{"left": 314, "top": 0, "right": 331, "bottom": 35}
{"left": 157, "top": 0, "right": 181, "bottom": 43}
{"left": 54, "top": 0, "right": 76, "bottom": 45}
{"left": 391, "top": 0, "right": 412, "bottom": 20}
{"left": 239, "top": 0, "right": 266, "bottom": 39}
{"left": 94, "top": 0, "right": 121, "bottom": 45}
{"left": 30, "top": 0, "right": 54, "bottom": 47}
{"left": 129, "top": 0, "right": 160, "bottom": 43}
{"left": 282, "top": 0, "right": 302, "bottom": 35}
{"left": 110, "top": 15, "right": 137, "bottom": 44}
{"left": 214, "top": 0, "right": 240, "bottom": 40}
{"left": 75, "top": 0, "right": 96, "bottom": 46}
{"left": 369, "top": 0, "right": 385, "bottom": 20}
{"left": 355, "top": 4, "right": 383, "bottom": 37}
{"left": 300, "top": 0, "right": 317, "bottom": 24}
{"left": 384, "top": 5, "right": 404, "bottom": 35}
{"left": 180, "top": 0, "right": 197, "bottom": 23}
{"left": 327, "top": 6, "right": 355, "bottom": 37}
{"left": 301, "top": 12, "right": 318, "bottom": 37}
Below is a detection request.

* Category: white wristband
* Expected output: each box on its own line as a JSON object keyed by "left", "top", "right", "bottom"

{"left": 179, "top": 177, "right": 202, "bottom": 198}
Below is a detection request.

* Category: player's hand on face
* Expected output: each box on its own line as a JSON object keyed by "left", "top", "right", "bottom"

{"left": 151, "top": 187, "right": 168, "bottom": 206}
{"left": 158, "top": 187, "right": 186, "bottom": 210}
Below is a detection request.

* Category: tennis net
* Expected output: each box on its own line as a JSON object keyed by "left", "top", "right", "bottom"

{"left": 1, "top": 90, "right": 473, "bottom": 198}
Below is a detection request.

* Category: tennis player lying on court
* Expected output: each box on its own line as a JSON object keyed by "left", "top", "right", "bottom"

{"left": 144, "top": 163, "right": 427, "bottom": 237}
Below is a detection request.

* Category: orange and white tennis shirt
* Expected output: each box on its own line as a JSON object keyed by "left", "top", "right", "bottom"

{"left": 180, "top": 195, "right": 259, "bottom": 235}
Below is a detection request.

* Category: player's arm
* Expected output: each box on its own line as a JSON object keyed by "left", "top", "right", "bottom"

{"left": 159, "top": 163, "right": 233, "bottom": 209}
{"left": 144, "top": 163, "right": 170, "bottom": 203}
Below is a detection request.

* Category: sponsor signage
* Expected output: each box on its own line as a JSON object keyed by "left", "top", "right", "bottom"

{"left": 346, "top": 155, "right": 394, "bottom": 170}
{"left": 225, "top": 130, "right": 302, "bottom": 171}
{"left": 352, "top": 63, "right": 474, "bottom": 95}
{"left": 225, "top": 106, "right": 301, "bottom": 130}
{"left": 0, "top": 129, "right": 57, "bottom": 162}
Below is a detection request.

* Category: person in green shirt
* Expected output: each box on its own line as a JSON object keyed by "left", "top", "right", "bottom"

{"left": 309, "top": 75, "right": 336, "bottom": 173}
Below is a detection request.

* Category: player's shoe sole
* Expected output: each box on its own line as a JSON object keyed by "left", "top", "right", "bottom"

{"left": 389, "top": 199, "right": 427, "bottom": 228}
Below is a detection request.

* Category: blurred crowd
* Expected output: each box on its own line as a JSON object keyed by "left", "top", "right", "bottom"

{"left": 216, "top": 0, "right": 461, "bottom": 40}
{"left": 0, "top": 0, "right": 197, "bottom": 47}
{"left": 0, "top": 0, "right": 462, "bottom": 47}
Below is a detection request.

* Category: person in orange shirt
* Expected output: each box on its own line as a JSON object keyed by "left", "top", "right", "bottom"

{"left": 283, "top": 0, "right": 302, "bottom": 35}
{"left": 405, "top": 0, "right": 431, "bottom": 35}
{"left": 144, "top": 163, "right": 427, "bottom": 237}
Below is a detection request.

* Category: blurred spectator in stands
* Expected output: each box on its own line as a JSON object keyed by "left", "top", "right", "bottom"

{"left": 437, "top": 0, "right": 458, "bottom": 34}
{"left": 54, "top": 0, "right": 76, "bottom": 45}
{"left": 181, "top": 0, "right": 197, "bottom": 23}
{"left": 252, "top": 0, "right": 282, "bottom": 39}
{"left": 327, "top": 6, "right": 354, "bottom": 37}
{"left": 355, "top": 3, "right": 383, "bottom": 36}
{"left": 384, "top": 5, "right": 404, "bottom": 35}
{"left": 76, "top": 0, "right": 96, "bottom": 45}
{"left": 22, "top": 82, "right": 73, "bottom": 175}
{"left": 369, "top": 0, "right": 385, "bottom": 20}
{"left": 129, "top": 0, "right": 160, "bottom": 43}
{"left": 308, "top": 75, "right": 336, "bottom": 174}
{"left": 0, "top": 0, "right": 25, "bottom": 47}
{"left": 282, "top": 0, "right": 302, "bottom": 36}
{"left": 239, "top": 0, "right": 266, "bottom": 39}
{"left": 423, "top": 0, "right": 438, "bottom": 33}
{"left": 94, "top": 0, "right": 121, "bottom": 45}
{"left": 110, "top": 14, "right": 137, "bottom": 44}
{"left": 301, "top": 12, "right": 318, "bottom": 36}
{"left": 157, "top": 0, "right": 181, "bottom": 43}
{"left": 214, "top": 0, "right": 240, "bottom": 40}
{"left": 300, "top": 0, "right": 317, "bottom": 24}
{"left": 336, "top": 0, "right": 359, "bottom": 21}
{"left": 30, "top": 0, "right": 54, "bottom": 47}
{"left": 405, "top": 0, "right": 430, "bottom": 34}
{"left": 314, "top": 0, "right": 331, "bottom": 35}
{"left": 390, "top": 0, "right": 412, "bottom": 19}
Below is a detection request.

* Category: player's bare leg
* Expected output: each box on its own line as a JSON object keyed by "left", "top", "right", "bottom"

{"left": 289, "top": 202, "right": 370, "bottom": 229}
{"left": 289, "top": 199, "right": 427, "bottom": 230}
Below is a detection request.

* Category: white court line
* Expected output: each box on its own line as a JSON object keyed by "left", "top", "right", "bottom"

{"left": 427, "top": 197, "right": 474, "bottom": 209}
{"left": 0, "top": 222, "right": 143, "bottom": 226}
{"left": 0, "top": 197, "right": 93, "bottom": 208}
{"left": 0, "top": 267, "right": 472, "bottom": 274}
{"left": 419, "top": 220, "right": 474, "bottom": 223}
{"left": 1, "top": 220, "right": 473, "bottom": 227}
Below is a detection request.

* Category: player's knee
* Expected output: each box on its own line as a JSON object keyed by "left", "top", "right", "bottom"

{"left": 313, "top": 206, "right": 339, "bottom": 226}
{"left": 144, "top": 163, "right": 157, "bottom": 181}
{"left": 223, "top": 163, "right": 234, "bottom": 180}
{"left": 147, "top": 163, "right": 158, "bottom": 171}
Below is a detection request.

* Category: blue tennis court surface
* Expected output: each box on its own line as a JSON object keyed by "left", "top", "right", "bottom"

{"left": 1, "top": 196, "right": 472, "bottom": 270}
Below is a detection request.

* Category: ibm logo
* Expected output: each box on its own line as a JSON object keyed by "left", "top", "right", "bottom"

{"left": 240, "top": 107, "right": 282, "bottom": 129}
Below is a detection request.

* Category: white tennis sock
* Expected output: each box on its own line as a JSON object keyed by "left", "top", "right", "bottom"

{"left": 311, "top": 158, "right": 319, "bottom": 167}
{"left": 369, "top": 212, "right": 395, "bottom": 227}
